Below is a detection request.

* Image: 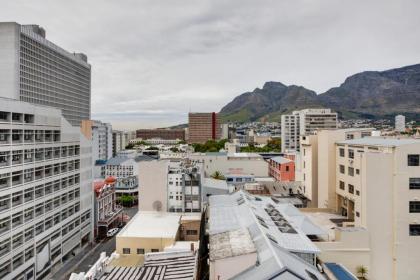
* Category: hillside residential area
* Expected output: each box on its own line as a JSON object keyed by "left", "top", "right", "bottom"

{"left": 1, "top": 2, "right": 420, "bottom": 280}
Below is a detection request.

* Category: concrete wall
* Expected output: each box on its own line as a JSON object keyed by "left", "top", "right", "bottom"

{"left": 138, "top": 160, "right": 169, "bottom": 211}
{"left": 116, "top": 236, "right": 175, "bottom": 255}
{"left": 0, "top": 22, "right": 20, "bottom": 100}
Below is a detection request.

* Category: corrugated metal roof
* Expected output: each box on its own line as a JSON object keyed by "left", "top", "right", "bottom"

{"left": 338, "top": 137, "right": 420, "bottom": 147}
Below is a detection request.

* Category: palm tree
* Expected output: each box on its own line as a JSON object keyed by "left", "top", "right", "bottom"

{"left": 356, "top": 265, "right": 368, "bottom": 279}
{"left": 211, "top": 171, "right": 225, "bottom": 180}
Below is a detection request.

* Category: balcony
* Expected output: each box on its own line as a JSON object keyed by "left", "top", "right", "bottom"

{"left": 98, "top": 206, "right": 123, "bottom": 226}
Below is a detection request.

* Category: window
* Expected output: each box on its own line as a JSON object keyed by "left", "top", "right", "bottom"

{"left": 339, "top": 165, "right": 345, "bottom": 174}
{"left": 356, "top": 169, "right": 360, "bottom": 175}
{"left": 339, "top": 148, "right": 345, "bottom": 157}
{"left": 409, "top": 201, "right": 420, "bottom": 213}
{"left": 348, "top": 167, "right": 354, "bottom": 176}
{"left": 339, "top": 181, "right": 345, "bottom": 190}
{"left": 151, "top": 249, "right": 159, "bottom": 252}
{"left": 356, "top": 190, "right": 360, "bottom": 196}
{"left": 186, "top": 230, "right": 198, "bottom": 235}
{"left": 122, "top": 248, "right": 130, "bottom": 254}
{"left": 410, "top": 178, "right": 420, "bottom": 189}
{"left": 348, "top": 149, "right": 354, "bottom": 159}
{"left": 356, "top": 212, "right": 360, "bottom": 217}
{"left": 408, "top": 155, "right": 420, "bottom": 166}
{"left": 409, "top": 224, "right": 420, "bottom": 236}
{"left": 285, "top": 166, "right": 289, "bottom": 172}
{"left": 348, "top": 184, "right": 354, "bottom": 194}
{"left": 137, "top": 248, "right": 144, "bottom": 254}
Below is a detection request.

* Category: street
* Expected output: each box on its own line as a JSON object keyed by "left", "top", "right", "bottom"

{"left": 50, "top": 206, "right": 138, "bottom": 280}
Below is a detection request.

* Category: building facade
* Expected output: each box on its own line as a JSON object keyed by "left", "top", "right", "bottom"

{"left": 268, "top": 156, "right": 295, "bottom": 182}
{"left": 281, "top": 108, "right": 337, "bottom": 152}
{"left": 334, "top": 138, "right": 420, "bottom": 280}
{"left": 395, "top": 114, "right": 406, "bottom": 132}
{"left": 0, "top": 99, "right": 93, "bottom": 280}
{"left": 136, "top": 129, "right": 185, "bottom": 141}
{"left": 0, "top": 22, "right": 91, "bottom": 126}
{"left": 188, "top": 112, "right": 221, "bottom": 144}
{"left": 112, "top": 131, "right": 127, "bottom": 157}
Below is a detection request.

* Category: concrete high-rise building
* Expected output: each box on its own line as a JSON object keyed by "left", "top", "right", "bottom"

{"left": 135, "top": 129, "right": 185, "bottom": 141}
{"left": 188, "top": 112, "right": 221, "bottom": 144}
{"left": 395, "top": 114, "right": 406, "bottom": 132}
{"left": 0, "top": 22, "right": 91, "bottom": 126}
{"left": 281, "top": 108, "right": 337, "bottom": 152}
{"left": 329, "top": 137, "right": 420, "bottom": 280}
{"left": 0, "top": 98, "right": 93, "bottom": 280}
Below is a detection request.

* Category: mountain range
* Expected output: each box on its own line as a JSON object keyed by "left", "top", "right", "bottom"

{"left": 219, "top": 64, "right": 420, "bottom": 122}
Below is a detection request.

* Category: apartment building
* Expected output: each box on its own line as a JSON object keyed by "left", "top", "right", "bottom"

{"left": 300, "top": 128, "right": 374, "bottom": 208}
{"left": 136, "top": 129, "right": 185, "bottom": 141}
{"left": 81, "top": 120, "right": 113, "bottom": 179}
{"left": 281, "top": 109, "right": 337, "bottom": 152}
{"left": 138, "top": 160, "right": 203, "bottom": 213}
{"left": 0, "top": 23, "right": 91, "bottom": 126}
{"left": 395, "top": 114, "right": 406, "bottom": 132}
{"left": 0, "top": 99, "right": 93, "bottom": 280}
{"left": 111, "top": 130, "right": 128, "bottom": 157}
{"left": 188, "top": 112, "right": 221, "bottom": 144}
{"left": 332, "top": 137, "right": 420, "bottom": 280}
{"left": 104, "top": 151, "right": 151, "bottom": 178}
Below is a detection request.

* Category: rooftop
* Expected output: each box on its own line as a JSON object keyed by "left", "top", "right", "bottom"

{"left": 209, "top": 228, "right": 256, "bottom": 261}
{"left": 100, "top": 251, "right": 197, "bottom": 280}
{"left": 270, "top": 156, "right": 292, "bottom": 164}
{"left": 208, "top": 191, "right": 326, "bottom": 279}
{"left": 117, "top": 211, "right": 181, "bottom": 239}
{"left": 338, "top": 137, "right": 420, "bottom": 147}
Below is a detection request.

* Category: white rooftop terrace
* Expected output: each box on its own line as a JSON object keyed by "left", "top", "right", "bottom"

{"left": 117, "top": 211, "right": 181, "bottom": 238}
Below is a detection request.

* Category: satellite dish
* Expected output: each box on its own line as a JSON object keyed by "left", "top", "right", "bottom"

{"left": 152, "top": 200, "right": 162, "bottom": 212}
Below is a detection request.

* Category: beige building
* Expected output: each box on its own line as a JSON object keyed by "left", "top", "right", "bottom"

{"left": 116, "top": 211, "right": 200, "bottom": 260}
{"left": 300, "top": 128, "right": 374, "bottom": 208}
{"left": 138, "top": 160, "right": 169, "bottom": 212}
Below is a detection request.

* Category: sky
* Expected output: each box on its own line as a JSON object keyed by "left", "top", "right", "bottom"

{"left": 1, "top": 0, "right": 420, "bottom": 130}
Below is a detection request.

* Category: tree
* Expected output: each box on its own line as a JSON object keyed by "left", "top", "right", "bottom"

{"left": 211, "top": 171, "right": 225, "bottom": 180}
{"left": 118, "top": 195, "right": 134, "bottom": 207}
{"left": 356, "top": 265, "right": 368, "bottom": 279}
{"left": 146, "top": 146, "right": 159, "bottom": 150}
{"left": 170, "top": 147, "right": 179, "bottom": 153}
{"left": 125, "top": 143, "right": 134, "bottom": 149}
{"left": 192, "top": 139, "right": 229, "bottom": 153}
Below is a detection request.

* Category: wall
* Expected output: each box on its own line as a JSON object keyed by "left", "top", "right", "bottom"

{"left": 0, "top": 22, "right": 20, "bottom": 100}
{"left": 138, "top": 160, "right": 169, "bottom": 211}
{"left": 116, "top": 236, "right": 175, "bottom": 255}
{"left": 210, "top": 253, "right": 257, "bottom": 280}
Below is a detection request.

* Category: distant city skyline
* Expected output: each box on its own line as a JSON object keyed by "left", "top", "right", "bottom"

{"left": 2, "top": 0, "right": 420, "bottom": 130}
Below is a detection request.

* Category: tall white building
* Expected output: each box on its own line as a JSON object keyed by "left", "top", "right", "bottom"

{"left": 0, "top": 22, "right": 91, "bottom": 126}
{"left": 0, "top": 98, "right": 93, "bottom": 280}
{"left": 81, "top": 120, "right": 113, "bottom": 179}
{"left": 281, "top": 108, "right": 337, "bottom": 152}
{"left": 395, "top": 114, "right": 406, "bottom": 132}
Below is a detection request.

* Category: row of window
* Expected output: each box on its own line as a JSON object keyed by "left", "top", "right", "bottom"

{"left": 122, "top": 248, "right": 159, "bottom": 255}
{"left": 339, "top": 165, "right": 360, "bottom": 176}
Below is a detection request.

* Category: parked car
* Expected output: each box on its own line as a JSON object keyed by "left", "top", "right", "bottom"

{"left": 107, "top": 228, "right": 119, "bottom": 237}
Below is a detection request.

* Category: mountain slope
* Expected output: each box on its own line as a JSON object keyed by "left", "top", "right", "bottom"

{"left": 220, "top": 64, "right": 420, "bottom": 122}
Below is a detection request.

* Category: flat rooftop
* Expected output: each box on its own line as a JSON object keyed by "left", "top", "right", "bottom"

{"left": 117, "top": 211, "right": 181, "bottom": 239}
{"left": 338, "top": 137, "right": 420, "bottom": 147}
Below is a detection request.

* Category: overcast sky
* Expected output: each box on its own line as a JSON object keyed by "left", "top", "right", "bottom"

{"left": 2, "top": 0, "right": 420, "bottom": 130}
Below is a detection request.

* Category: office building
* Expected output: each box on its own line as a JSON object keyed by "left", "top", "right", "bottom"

{"left": 281, "top": 109, "right": 337, "bottom": 152}
{"left": 0, "top": 22, "right": 91, "bottom": 126}
{"left": 136, "top": 129, "right": 185, "bottom": 141}
{"left": 188, "top": 112, "right": 221, "bottom": 144}
{"left": 395, "top": 114, "right": 406, "bottom": 132}
{"left": 0, "top": 98, "right": 93, "bottom": 280}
